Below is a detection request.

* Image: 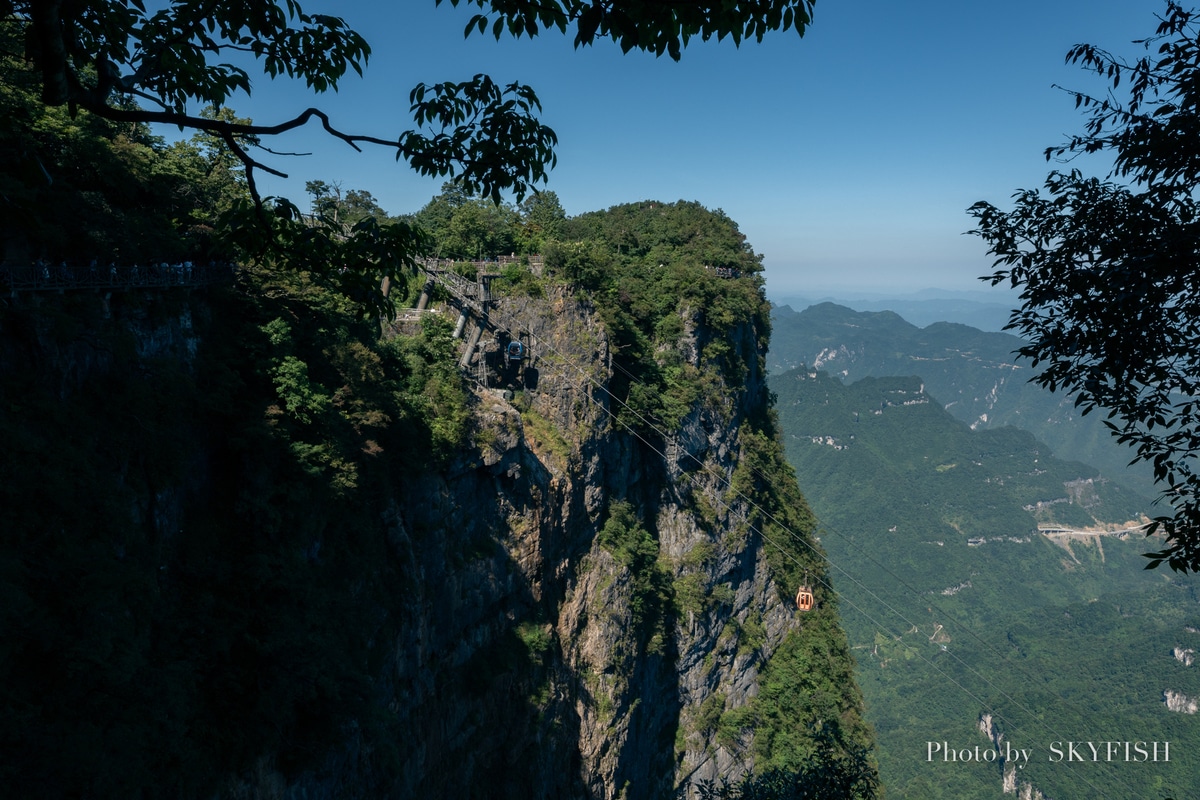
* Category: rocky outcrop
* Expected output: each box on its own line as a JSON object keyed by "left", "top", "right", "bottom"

{"left": 338, "top": 281, "right": 867, "bottom": 798}
{"left": 1164, "top": 689, "right": 1198, "bottom": 713}
{"left": 365, "top": 286, "right": 839, "bottom": 798}
{"left": 978, "top": 714, "right": 1048, "bottom": 800}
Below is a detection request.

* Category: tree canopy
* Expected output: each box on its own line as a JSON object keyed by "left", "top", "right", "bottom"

{"left": 0, "top": 21, "right": 249, "bottom": 264}
{"left": 969, "top": 2, "right": 1200, "bottom": 572}
{"left": 5, "top": 0, "right": 815, "bottom": 203}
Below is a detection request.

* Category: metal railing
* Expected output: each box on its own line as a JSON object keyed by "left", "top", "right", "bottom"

{"left": 1, "top": 262, "right": 235, "bottom": 293}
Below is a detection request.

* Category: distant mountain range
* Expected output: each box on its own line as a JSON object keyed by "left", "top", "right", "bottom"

{"left": 768, "top": 301, "right": 1158, "bottom": 498}
{"left": 769, "top": 288, "right": 1019, "bottom": 332}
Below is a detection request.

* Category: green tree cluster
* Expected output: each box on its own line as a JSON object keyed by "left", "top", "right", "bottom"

{"left": 0, "top": 23, "right": 247, "bottom": 264}
{"left": 543, "top": 200, "right": 769, "bottom": 429}
{"left": 411, "top": 182, "right": 566, "bottom": 260}
{"left": 519, "top": 190, "right": 568, "bottom": 252}
{"left": 305, "top": 181, "right": 395, "bottom": 229}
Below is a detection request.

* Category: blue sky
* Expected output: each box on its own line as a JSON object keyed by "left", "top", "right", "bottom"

{"left": 223, "top": 0, "right": 1167, "bottom": 295}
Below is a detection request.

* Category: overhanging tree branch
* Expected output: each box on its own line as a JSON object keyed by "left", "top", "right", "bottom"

{"left": 3, "top": 0, "right": 813, "bottom": 322}
{"left": 9, "top": 0, "right": 816, "bottom": 207}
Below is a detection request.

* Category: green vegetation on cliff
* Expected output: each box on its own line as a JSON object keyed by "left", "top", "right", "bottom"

{"left": 543, "top": 202, "right": 877, "bottom": 796}
{"left": 0, "top": 22, "right": 245, "bottom": 265}
{"left": 545, "top": 200, "right": 770, "bottom": 431}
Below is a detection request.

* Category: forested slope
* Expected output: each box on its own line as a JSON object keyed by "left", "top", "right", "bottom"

{"left": 771, "top": 367, "right": 1199, "bottom": 799}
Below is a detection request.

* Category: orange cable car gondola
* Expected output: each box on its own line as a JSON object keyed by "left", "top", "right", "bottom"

{"left": 795, "top": 571, "right": 814, "bottom": 611}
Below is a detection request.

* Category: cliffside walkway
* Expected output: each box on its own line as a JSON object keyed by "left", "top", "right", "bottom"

{"left": 408, "top": 257, "right": 544, "bottom": 386}
{"left": 1, "top": 262, "right": 235, "bottom": 295}
{"left": 417, "top": 263, "right": 493, "bottom": 317}
{"left": 412, "top": 256, "right": 541, "bottom": 312}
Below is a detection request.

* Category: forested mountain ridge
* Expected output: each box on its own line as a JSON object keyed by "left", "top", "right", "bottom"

{"left": 769, "top": 302, "right": 1158, "bottom": 497}
{"left": 769, "top": 292, "right": 1016, "bottom": 332}
{"left": 769, "top": 366, "right": 1199, "bottom": 799}
{"left": 774, "top": 369, "right": 1150, "bottom": 543}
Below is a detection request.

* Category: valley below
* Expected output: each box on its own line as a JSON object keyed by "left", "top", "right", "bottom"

{"left": 768, "top": 302, "right": 1200, "bottom": 799}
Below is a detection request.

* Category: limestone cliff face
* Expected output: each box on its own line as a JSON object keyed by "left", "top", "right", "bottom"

{"left": 353, "top": 284, "right": 862, "bottom": 799}
{"left": 0, "top": 281, "right": 870, "bottom": 799}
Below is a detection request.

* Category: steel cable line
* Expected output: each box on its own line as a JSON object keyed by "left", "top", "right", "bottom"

{"left": 514, "top": 335, "right": 1128, "bottom": 800}
{"left": 594, "top": 305, "right": 1158, "bottom": 772}
{"left": 467, "top": 295, "right": 1138, "bottom": 800}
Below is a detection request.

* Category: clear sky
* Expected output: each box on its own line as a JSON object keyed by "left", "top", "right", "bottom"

{"left": 219, "top": 0, "right": 1168, "bottom": 296}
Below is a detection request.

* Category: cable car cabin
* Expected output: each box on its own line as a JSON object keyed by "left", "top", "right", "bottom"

{"left": 795, "top": 585, "right": 814, "bottom": 612}
{"left": 506, "top": 340, "right": 525, "bottom": 363}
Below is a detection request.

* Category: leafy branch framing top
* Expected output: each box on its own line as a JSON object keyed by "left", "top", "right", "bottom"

{"left": 5, "top": 0, "right": 815, "bottom": 202}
